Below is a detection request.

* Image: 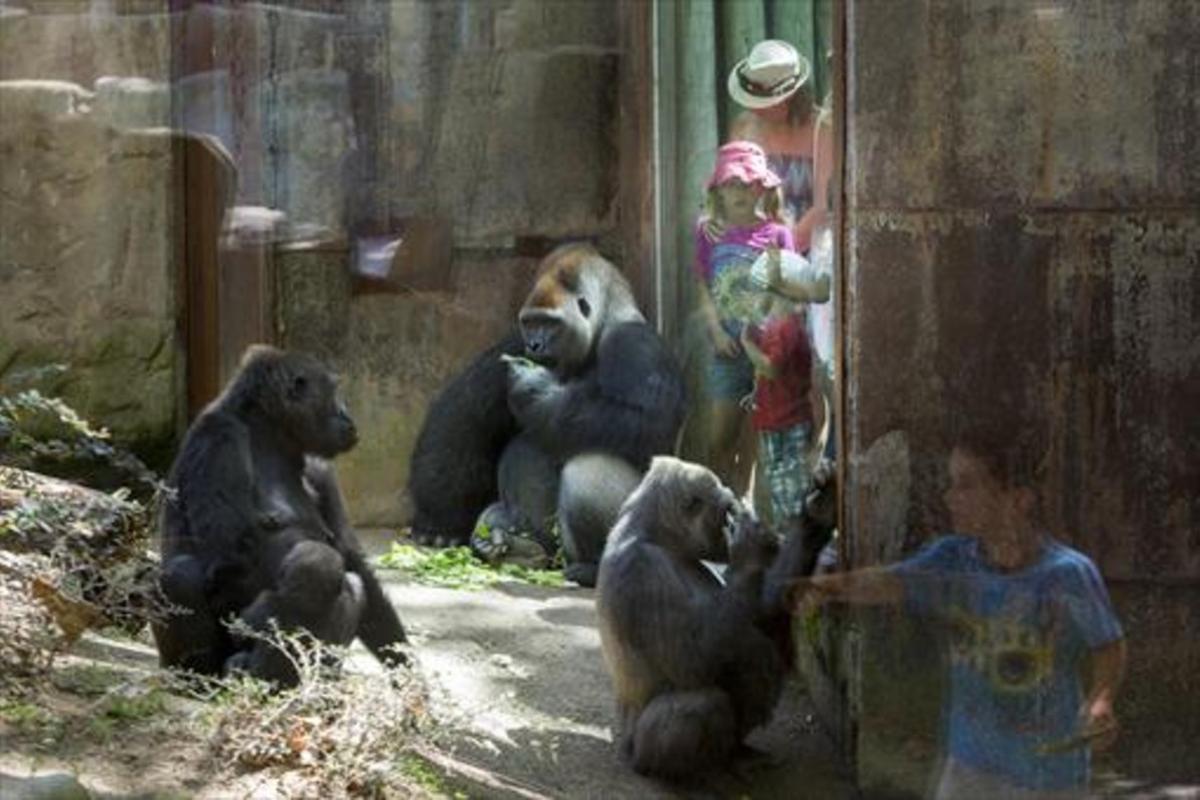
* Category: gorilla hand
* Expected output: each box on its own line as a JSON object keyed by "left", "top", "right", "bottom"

{"left": 726, "top": 505, "right": 778, "bottom": 574}
{"left": 505, "top": 357, "right": 565, "bottom": 428}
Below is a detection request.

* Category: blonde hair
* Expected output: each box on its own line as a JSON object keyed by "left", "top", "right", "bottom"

{"left": 703, "top": 183, "right": 785, "bottom": 225}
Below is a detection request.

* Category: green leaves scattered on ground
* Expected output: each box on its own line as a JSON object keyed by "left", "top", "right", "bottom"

{"left": 376, "top": 544, "right": 563, "bottom": 590}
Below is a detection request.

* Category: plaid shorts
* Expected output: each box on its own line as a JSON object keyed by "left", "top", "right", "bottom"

{"left": 760, "top": 423, "right": 812, "bottom": 520}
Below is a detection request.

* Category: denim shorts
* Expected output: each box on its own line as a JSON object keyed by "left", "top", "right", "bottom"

{"left": 706, "top": 320, "right": 755, "bottom": 401}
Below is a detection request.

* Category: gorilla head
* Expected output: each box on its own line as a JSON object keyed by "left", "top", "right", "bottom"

{"left": 518, "top": 244, "right": 644, "bottom": 375}
{"left": 225, "top": 345, "right": 357, "bottom": 459}
{"left": 615, "top": 456, "right": 738, "bottom": 563}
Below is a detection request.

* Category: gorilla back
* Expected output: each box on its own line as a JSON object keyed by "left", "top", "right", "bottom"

{"left": 154, "top": 345, "right": 408, "bottom": 684}
{"left": 406, "top": 330, "right": 524, "bottom": 547}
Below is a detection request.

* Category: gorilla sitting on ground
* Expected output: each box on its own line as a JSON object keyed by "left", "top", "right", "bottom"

{"left": 407, "top": 243, "right": 686, "bottom": 586}
{"left": 153, "top": 346, "right": 408, "bottom": 686}
{"left": 596, "top": 456, "right": 784, "bottom": 782}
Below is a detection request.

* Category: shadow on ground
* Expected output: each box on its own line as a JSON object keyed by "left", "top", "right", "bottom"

{"left": 366, "top": 541, "right": 858, "bottom": 799}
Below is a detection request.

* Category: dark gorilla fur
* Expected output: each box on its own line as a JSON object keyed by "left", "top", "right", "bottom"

{"left": 153, "top": 346, "right": 408, "bottom": 686}
{"left": 597, "top": 457, "right": 784, "bottom": 782}
{"left": 407, "top": 244, "right": 685, "bottom": 585}
{"left": 406, "top": 330, "right": 524, "bottom": 547}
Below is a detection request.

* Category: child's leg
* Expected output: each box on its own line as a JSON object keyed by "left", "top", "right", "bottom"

{"left": 708, "top": 400, "right": 749, "bottom": 494}
{"left": 705, "top": 345, "right": 756, "bottom": 495}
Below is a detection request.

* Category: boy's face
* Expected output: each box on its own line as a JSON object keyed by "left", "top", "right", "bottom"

{"left": 943, "top": 447, "right": 1026, "bottom": 538}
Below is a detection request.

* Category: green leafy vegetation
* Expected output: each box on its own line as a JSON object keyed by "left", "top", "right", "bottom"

{"left": 0, "top": 386, "right": 159, "bottom": 497}
{"left": 377, "top": 544, "right": 564, "bottom": 590}
{"left": 85, "top": 686, "right": 171, "bottom": 742}
{"left": 0, "top": 698, "right": 64, "bottom": 737}
{"left": 399, "top": 753, "right": 467, "bottom": 798}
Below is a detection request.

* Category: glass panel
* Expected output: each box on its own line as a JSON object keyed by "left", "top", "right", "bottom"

{"left": 661, "top": 0, "right": 840, "bottom": 536}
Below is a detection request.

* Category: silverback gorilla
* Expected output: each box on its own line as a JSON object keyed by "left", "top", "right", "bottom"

{"left": 407, "top": 244, "right": 686, "bottom": 586}
{"left": 597, "top": 457, "right": 785, "bottom": 781}
{"left": 153, "top": 346, "right": 408, "bottom": 685}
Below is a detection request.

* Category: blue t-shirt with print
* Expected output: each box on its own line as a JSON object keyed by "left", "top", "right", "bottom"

{"left": 890, "top": 535, "right": 1123, "bottom": 791}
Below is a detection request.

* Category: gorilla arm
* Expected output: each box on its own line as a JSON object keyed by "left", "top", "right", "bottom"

{"left": 172, "top": 414, "right": 261, "bottom": 578}
{"left": 304, "top": 458, "right": 410, "bottom": 667}
{"left": 507, "top": 323, "right": 684, "bottom": 467}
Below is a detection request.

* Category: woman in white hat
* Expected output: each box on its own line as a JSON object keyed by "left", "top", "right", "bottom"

{"left": 727, "top": 39, "right": 832, "bottom": 256}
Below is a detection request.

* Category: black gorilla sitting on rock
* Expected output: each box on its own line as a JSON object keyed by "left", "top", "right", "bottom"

{"left": 596, "top": 456, "right": 785, "bottom": 781}
{"left": 153, "top": 346, "right": 408, "bottom": 685}
{"left": 407, "top": 243, "right": 686, "bottom": 586}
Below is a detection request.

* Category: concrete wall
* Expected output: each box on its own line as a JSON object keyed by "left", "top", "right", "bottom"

{"left": 276, "top": 0, "right": 621, "bottom": 526}
{"left": 0, "top": 1, "right": 622, "bottom": 513}
{"left": 839, "top": 0, "right": 1200, "bottom": 794}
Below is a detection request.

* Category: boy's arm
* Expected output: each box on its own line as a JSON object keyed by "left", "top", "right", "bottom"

{"left": 772, "top": 272, "right": 831, "bottom": 303}
{"left": 789, "top": 566, "right": 905, "bottom": 609}
{"left": 1082, "top": 637, "right": 1126, "bottom": 748}
{"left": 765, "top": 242, "right": 832, "bottom": 303}
{"left": 739, "top": 329, "right": 778, "bottom": 378}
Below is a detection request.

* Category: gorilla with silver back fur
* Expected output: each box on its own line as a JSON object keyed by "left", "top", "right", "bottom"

{"left": 153, "top": 346, "right": 408, "bottom": 685}
{"left": 597, "top": 456, "right": 785, "bottom": 781}
{"left": 408, "top": 244, "right": 686, "bottom": 585}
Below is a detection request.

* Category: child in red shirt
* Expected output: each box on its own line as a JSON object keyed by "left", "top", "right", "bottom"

{"left": 740, "top": 252, "right": 816, "bottom": 522}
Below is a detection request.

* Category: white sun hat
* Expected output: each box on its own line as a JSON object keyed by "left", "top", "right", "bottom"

{"left": 727, "top": 39, "right": 811, "bottom": 110}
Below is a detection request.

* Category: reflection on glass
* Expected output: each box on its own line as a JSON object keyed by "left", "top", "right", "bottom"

{"left": 792, "top": 428, "right": 1127, "bottom": 798}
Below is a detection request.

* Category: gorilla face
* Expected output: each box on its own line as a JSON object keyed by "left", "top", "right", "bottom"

{"left": 281, "top": 357, "right": 358, "bottom": 459}
{"left": 519, "top": 246, "right": 606, "bottom": 374}
{"left": 641, "top": 457, "right": 737, "bottom": 562}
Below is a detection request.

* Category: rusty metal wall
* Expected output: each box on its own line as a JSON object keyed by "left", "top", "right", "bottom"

{"left": 842, "top": 0, "right": 1200, "bottom": 790}
{"left": 844, "top": 0, "right": 1200, "bottom": 581}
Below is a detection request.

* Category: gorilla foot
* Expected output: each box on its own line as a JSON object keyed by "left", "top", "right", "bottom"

{"left": 471, "top": 522, "right": 552, "bottom": 568}
{"left": 471, "top": 503, "right": 554, "bottom": 568}
{"left": 410, "top": 528, "right": 469, "bottom": 548}
{"left": 563, "top": 561, "right": 599, "bottom": 588}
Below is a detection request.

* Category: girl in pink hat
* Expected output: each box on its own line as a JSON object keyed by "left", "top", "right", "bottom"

{"left": 693, "top": 140, "right": 796, "bottom": 495}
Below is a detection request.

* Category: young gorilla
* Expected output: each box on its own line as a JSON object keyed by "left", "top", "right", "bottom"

{"left": 596, "top": 456, "right": 784, "bottom": 782}
{"left": 153, "top": 346, "right": 408, "bottom": 686}
{"left": 409, "top": 244, "right": 686, "bottom": 586}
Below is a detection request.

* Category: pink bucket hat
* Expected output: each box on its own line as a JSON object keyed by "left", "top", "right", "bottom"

{"left": 706, "top": 141, "right": 781, "bottom": 190}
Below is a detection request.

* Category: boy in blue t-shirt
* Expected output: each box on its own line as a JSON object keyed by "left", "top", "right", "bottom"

{"left": 793, "top": 431, "right": 1126, "bottom": 799}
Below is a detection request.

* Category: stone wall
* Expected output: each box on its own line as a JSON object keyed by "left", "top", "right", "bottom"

{"left": 0, "top": 67, "right": 178, "bottom": 463}
{"left": 273, "top": 0, "right": 621, "bottom": 527}
{"left": 837, "top": 0, "right": 1200, "bottom": 793}
{"left": 0, "top": 0, "right": 623, "bottom": 510}
{"left": 275, "top": 244, "right": 541, "bottom": 526}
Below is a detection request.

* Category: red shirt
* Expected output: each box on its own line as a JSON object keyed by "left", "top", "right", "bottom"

{"left": 748, "top": 311, "right": 813, "bottom": 431}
